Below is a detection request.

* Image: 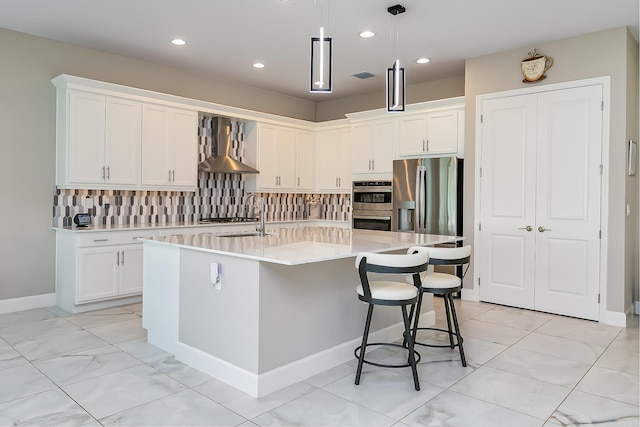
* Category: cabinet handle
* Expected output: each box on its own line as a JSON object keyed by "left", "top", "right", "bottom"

{"left": 335, "top": 177, "right": 338, "bottom": 187}
{"left": 423, "top": 140, "right": 426, "bottom": 151}
{"left": 116, "top": 252, "right": 119, "bottom": 266}
{"left": 371, "top": 160, "right": 375, "bottom": 170}
{"left": 168, "top": 170, "right": 172, "bottom": 182}
{"left": 297, "top": 177, "right": 300, "bottom": 186}
{"left": 368, "top": 160, "right": 371, "bottom": 170}
{"left": 426, "top": 139, "right": 430, "bottom": 151}
{"left": 102, "top": 166, "right": 106, "bottom": 180}
{"left": 93, "top": 238, "right": 109, "bottom": 242}
{"left": 106, "top": 166, "right": 110, "bottom": 180}
{"left": 172, "top": 170, "right": 175, "bottom": 182}
{"left": 121, "top": 251, "right": 125, "bottom": 265}
{"left": 338, "top": 177, "right": 341, "bottom": 187}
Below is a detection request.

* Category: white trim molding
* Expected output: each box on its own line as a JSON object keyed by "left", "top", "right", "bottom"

{"left": 0, "top": 293, "right": 56, "bottom": 314}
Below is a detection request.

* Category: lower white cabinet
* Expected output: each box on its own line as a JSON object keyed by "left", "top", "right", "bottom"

{"left": 56, "top": 230, "right": 153, "bottom": 313}
{"left": 77, "top": 244, "right": 143, "bottom": 302}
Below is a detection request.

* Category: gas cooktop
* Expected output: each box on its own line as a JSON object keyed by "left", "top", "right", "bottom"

{"left": 198, "top": 217, "right": 257, "bottom": 224}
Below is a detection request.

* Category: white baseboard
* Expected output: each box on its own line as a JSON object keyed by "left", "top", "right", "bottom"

{"left": 602, "top": 309, "right": 627, "bottom": 327}
{"left": 0, "top": 293, "right": 56, "bottom": 314}
{"left": 461, "top": 287, "right": 479, "bottom": 301}
{"left": 175, "top": 310, "right": 435, "bottom": 398}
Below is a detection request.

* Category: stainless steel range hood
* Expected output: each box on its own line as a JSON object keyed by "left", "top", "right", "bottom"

{"left": 198, "top": 117, "right": 259, "bottom": 174}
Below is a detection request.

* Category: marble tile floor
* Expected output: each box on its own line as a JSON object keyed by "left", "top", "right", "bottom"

{"left": 0, "top": 300, "right": 637, "bottom": 426}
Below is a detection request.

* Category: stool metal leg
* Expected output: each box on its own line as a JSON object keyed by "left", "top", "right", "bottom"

{"left": 447, "top": 294, "right": 467, "bottom": 367}
{"left": 443, "top": 294, "right": 455, "bottom": 349}
{"left": 355, "top": 304, "right": 374, "bottom": 385}
{"left": 401, "top": 304, "right": 420, "bottom": 391}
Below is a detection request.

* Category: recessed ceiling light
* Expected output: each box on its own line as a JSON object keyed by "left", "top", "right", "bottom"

{"left": 417, "top": 57, "right": 431, "bottom": 64}
{"left": 171, "top": 39, "right": 186, "bottom": 46}
{"left": 360, "top": 31, "right": 375, "bottom": 38}
{"left": 253, "top": 63, "right": 265, "bottom": 69}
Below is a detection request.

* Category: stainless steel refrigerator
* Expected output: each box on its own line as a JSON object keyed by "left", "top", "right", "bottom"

{"left": 392, "top": 157, "right": 463, "bottom": 236}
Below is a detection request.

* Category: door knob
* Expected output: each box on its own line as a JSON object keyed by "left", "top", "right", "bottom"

{"left": 538, "top": 226, "right": 551, "bottom": 232}
{"left": 518, "top": 225, "right": 533, "bottom": 232}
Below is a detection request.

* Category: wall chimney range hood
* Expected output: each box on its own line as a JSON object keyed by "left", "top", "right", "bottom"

{"left": 198, "top": 117, "right": 259, "bottom": 174}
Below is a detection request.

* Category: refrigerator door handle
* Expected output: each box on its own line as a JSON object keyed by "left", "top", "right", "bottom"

{"left": 416, "top": 165, "right": 426, "bottom": 232}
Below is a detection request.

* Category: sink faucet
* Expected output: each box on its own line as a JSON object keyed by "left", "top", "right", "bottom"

{"left": 244, "top": 193, "right": 266, "bottom": 236}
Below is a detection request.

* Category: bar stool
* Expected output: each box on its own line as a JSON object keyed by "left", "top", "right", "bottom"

{"left": 354, "top": 251, "right": 429, "bottom": 391}
{"left": 407, "top": 245, "right": 471, "bottom": 367}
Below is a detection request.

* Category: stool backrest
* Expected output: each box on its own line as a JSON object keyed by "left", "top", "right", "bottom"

{"left": 356, "top": 252, "right": 429, "bottom": 299}
{"left": 408, "top": 245, "right": 471, "bottom": 279}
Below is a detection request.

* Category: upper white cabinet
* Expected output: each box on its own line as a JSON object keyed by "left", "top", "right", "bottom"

{"left": 315, "top": 126, "right": 351, "bottom": 192}
{"left": 295, "top": 129, "right": 314, "bottom": 191}
{"left": 351, "top": 119, "right": 396, "bottom": 175}
{"left": 397, "top": 109, "right": 461, "bottom": 157}
{"left": 52, "top": 75, "right": 199, "bottom": 191}
{"left": 396, "top": 98, "right": 465, "bottom": 158}
{"left": 255, "top": 124, "right": 314, "bottom": 192}
{"left": 57, "top": 90, "right": 141, "bottom": 188}
{"left": 141, "top": 105, "right": 198, "bottom": 190}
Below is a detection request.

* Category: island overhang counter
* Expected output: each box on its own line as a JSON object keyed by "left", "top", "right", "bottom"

{"left": 141, "top": 226, "right": 461, "bottom": 397}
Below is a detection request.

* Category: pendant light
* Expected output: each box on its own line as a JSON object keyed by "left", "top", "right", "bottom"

{"left": 386, "top": 4, "right": 406, "bottom": 112}
{"left": 310, "top": 0, "right": 332, "bottom": 93}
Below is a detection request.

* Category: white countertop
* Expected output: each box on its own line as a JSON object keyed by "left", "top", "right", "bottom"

{"left": 53, "top": 219, "right": 348, "bottom": 233}
{"left": 141, "top": 226, "right": 462, "bottom": 265}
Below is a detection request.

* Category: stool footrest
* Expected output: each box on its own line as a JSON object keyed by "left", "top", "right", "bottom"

{"left": 412, "top": 327, "right": 463, "bottom": 348}
{"left": 354, "top": 342, "right": 421, "bottom": 368}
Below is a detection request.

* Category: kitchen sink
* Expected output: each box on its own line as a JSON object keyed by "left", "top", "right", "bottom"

{"left": 219, "top": 232, "right": 273, "bottom": 238}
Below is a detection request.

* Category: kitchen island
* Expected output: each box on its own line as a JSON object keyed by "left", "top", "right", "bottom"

{"left": 141, "top": 226, "right": 461, "bottom": 397}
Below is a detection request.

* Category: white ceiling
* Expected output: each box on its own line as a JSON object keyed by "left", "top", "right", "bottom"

{"left": 1, "top": 0, "right": 638, "bottom": 101}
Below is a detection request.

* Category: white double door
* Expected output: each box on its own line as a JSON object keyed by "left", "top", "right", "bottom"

{"left": 478, "top": 84, "right": 603, "bottom": 320}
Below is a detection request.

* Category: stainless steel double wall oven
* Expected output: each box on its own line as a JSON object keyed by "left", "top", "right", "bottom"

{"left": 351, "top": 181, "right": 392, "bottom": 231}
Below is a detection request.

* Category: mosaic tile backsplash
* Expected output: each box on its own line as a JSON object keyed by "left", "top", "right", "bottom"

{"left": 53, "top": 116, "right": 350, "bottom": 227}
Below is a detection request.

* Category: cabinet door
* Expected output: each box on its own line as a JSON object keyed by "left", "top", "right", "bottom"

{"left": 351, "top": 123, "right": 374, "bottom": 173}
{"left": 425, "top": 110, "right": 458, "bottom": 155}
{"left": 295, "top": 130, "right": 314, "bottom": 190}
{"left": 118, "top": 245, "right": 143, "bottom": 295}
{"left": 170, "top": 109, "right": 198, "bottom": 187}
{"left": 336, "top": 128, "right": 351, "bottom": 189}
{"left": 142, "top": 105, "right": 172, "bottom": 186}
{"left": 257, "top": 124, "right": 278, "bottom": 189}
{"left": 315, "top": 128, "right": 350, "bottom": 191}
{"left": 397, "top": 115, "right": 427, "bottom": 156}
{"left": 78, "top": 247, "right": 119, "bottom": 302}
{"left": 67, "top": 91, "right": 106, "bottom": 184}
{"left": 275, "top": 127, "right": 296, "bottom": 189}
{"left": 105, "top": 97, "right": 141, "bottom": 186}
{"left": 372, "top": 120, "right": 396, "bottom": 172}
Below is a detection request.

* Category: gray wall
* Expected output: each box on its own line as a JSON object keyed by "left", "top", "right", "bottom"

{"left": 0, "top": 27, "right": 317, "bottom": 302}
{"left": 315, "top": 75, "right": 465, "bottom": 122}
{"left": 463, "top": 27, "right": 639, "bottom": 314}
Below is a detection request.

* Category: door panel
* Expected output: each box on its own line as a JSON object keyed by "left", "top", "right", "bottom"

{"left": 479, "top": 94, "right": 537, "bottom": 308}
{"left": 534, "top": 85, "right": 602, "bottom": 320}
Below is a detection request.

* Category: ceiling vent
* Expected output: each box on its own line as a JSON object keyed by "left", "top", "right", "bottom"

{"left": 352, "top": 72, "right": 375, "bottom": 79}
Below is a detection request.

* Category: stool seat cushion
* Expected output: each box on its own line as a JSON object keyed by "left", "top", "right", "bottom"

{"left": 356, "top": 281, "right": 418, "bottom": 301}
{"left": 422, "top": 272, "right": 461, "bottom": 289}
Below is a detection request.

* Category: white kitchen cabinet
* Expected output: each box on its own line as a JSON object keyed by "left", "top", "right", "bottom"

{"left": 141, "top": 105, "right": 198, "bottom": 190}
{"left": 256, "top": 124, "right": 296, "bottom": 191}
{"left": 57, "top": 90, "right": 141, "bottom": 188}
{"left": 315, "top": 126, "right": 351, "bottom": 192}
{"left": 56, "top": 230, "right": 153, "bottom": 313}
{"left": 397, "top": 109, "right": 461, "bottom": 157}
{"left": 351, "top": 119, "right": 396, "bottom": 175}
{"left": 295, "top": 129, "right": 314, "bottom": 191}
